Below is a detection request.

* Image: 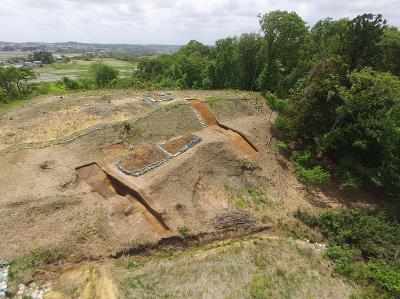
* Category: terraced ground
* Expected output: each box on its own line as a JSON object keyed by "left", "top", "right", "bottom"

{"left": 0, "top": 89, "right": 377, "bottom": 298}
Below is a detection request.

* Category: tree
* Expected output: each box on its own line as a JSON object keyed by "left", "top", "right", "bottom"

{"left": 170, "top": 40, "right": 210, "bottom": 89}
{"left": 237, "top": 33, "right": 264, "bottom": 90}
{"left": 325, "top": 69, "right": 400, "bottom": 193}
{"left": 310, "top": 18, "right": 351, "bottom": 61}
{"left": 136, "top": 55, "right": 174, "bottom": 82}
{"left": 378, "top": 27, "right": 400, "bottom": 75}
{"left": 345, "top": 13, "right": 387, "bottom": 69}
{"left": 212, "top": 37, "right": 239, "bottom": 89}
{"left": 287, "top": 56, "right": 350, "bottom": 143}
{"left": 33, "top": 50, "right": 54, "bottom": 64}
{"left": 257, "top": 10, "right": 309, "bottom": 94}
{"left": 284, "top": 64, "right": 400, "bottom": 194}
{"left": 172, "top": 51, "right": 207, "bottom": 89}
{"left": 90, "top": 62, "right": 119, "bottom": 88}
{"left": 0, "top": 67, "right": 36, "bottom": 102}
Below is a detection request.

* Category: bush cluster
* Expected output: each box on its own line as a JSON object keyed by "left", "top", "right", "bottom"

{"left": 296, "top": 207, "right": 400, "bottom": 297}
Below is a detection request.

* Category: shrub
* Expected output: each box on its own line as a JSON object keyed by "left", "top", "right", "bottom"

{"left": 234, "top": 199, "right": 247, "bottom": 209}
{"left": 61, "top": 76, "right": 80, "bottom": 90}
{"left": 90, "top": 62, "right": 119, "bottom": 88}
{"left": 324, "top": 246, "right": 359, "bottom": 277}
{"left": 340, "top": 171, "right": 362, "bottom": 189}
{"left": 178, "top": 226, "right": 189, "bottom": 237}
{"left": 297, "top": 207, "right": 400, "bottom": 298}
{"left": 265, "top": 92, "right": 288, "bottom": 113}
{"left": 295, "top": 165, "right": 330, "bottom": 186}
{"left": 291, "top": 150, "right": 313, "bottom": 167}
{"left": 275, "top": 141, "right": 288, "bottom": 153}
{"left": 365, "top": 261, "right": 400, "bottom": 297}
{"left": 273, "top": 116, "right": 289, "bottom": 132}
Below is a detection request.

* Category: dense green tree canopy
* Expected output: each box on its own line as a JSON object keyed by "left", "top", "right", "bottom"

{"left": 0, "top": 66, "right": 36, "bottom": 102}
{"left": 257, "top": 10, "right": 309, "bottom": 94}
{"left": 33, "top": 50, "right": 54, "bottom": 64}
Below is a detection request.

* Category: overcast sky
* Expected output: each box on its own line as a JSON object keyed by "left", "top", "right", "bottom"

{"left": 0, "top": 0, "right": 399, "bottom": 45}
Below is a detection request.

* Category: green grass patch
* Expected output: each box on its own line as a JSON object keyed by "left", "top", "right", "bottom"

{"left": 234, "top": 199, "right": 247, "bottom": 209}
{"left": 249, "top": 275, "right": 275, "bottom": 298}
{"left": 238, "top": 186, "right": 269, "bottom": 206}
{"left": 178, "top": 226, "right": 189, "bottom": 237}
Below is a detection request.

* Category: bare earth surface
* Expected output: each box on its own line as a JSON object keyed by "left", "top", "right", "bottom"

{"left": 0, "top": 89, "right": 379, "bottom": 298}
{"left": 162, "top": 134, "right": 197, "bottom": 155}
{"left": 119, "top": 144, "right": 168, "bottom": 171}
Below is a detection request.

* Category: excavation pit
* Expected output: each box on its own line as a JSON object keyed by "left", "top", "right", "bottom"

{"left": 119, "top": 144, "right": 169, "bottom": 173}
{"left": 76, "top": 162, "right": 169, "bottom": 234}
{"left": 161, "top": 134, "right": 198, "bottom": 155}
{"left": 188, "top": 98, "right": 259, "bottom": 155}
{"left": 187, "top": 99, "right": 219, "bottom": 125}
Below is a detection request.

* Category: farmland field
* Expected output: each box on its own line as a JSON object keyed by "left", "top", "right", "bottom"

{"left": 0, "top": 51, "right": 136, "bottom": 82}
{"left": 36, "top": 58, "right": 135, "bottom": 82}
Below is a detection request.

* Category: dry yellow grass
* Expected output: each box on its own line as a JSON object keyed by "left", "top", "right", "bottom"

{"left": 116, "top": 235, "right": 356, "bottom": 298}
{"left": 48, "top": 235, "right": 356, "bottom": 299}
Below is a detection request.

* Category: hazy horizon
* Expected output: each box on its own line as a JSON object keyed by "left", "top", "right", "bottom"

{"left": 0, "top": 41, "right": 184, "bottom": 46}
{"left": 0, "top": 0, "right": 399, "bottom": 45}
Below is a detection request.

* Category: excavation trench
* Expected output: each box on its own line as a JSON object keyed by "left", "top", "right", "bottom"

{"left": 76, "top": 162, "right": 169, "bottom": 234}
{"left": 111, "top": 225, "right": 270, "bottom": 258}
{"left": 187, "top": 99, "right": 259, "bottom": 154}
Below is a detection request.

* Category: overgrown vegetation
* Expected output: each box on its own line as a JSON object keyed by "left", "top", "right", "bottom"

{"left": 296, "top": 207, "right": 400, "bottom": 298}
{"left": 0, "top": 67, "right": 36, "bottom": 103}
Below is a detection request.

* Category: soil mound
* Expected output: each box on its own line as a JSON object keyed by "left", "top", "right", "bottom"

{"left": 147, "top": 141, "right": 260, "bottom": 234}
{"left": 120, "top": 144, "right": 168, "bottom": 172}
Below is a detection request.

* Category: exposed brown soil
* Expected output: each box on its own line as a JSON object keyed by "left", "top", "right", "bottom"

{"left": 213, "top": 127, "right": 257, "bottom": 156}
{"left": 188, "top": 99, "right": 219, "bottom": 125}
{"left": 120, "top": 144, "right": 168, "bottom": 171}
{"left": 76, "top": 163, "right": 169, "bottom": 236}
{"left": 188, "top": 99, "right": 258, "bottom": 156}
{"left": 101, "top": 143, "right": 127, "bottom": 157}
{"left": 218, "top": 123, "right": 258, "bottom": 153}
{"left": 162, "top": 134, "right": 197, "bottom": 155}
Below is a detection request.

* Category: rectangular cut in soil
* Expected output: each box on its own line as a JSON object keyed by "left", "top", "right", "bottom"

{"left": 189, "top": 99, "right": 219, "bottom": 125}
{"left": 76, "top": 163, "right": 169, "bottom": 235}
{"left": 162, "top": 134, "right": 197, "bottom": 155}
{"left": 76, "top": 163, "right": 117, "bottom": 198}
{"left": 119, "top": 143, "right": 169, "bottom": 172}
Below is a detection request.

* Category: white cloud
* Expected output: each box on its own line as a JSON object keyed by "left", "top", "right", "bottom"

{"left": 0, "top": 0, "right": 398, "bottom": 44}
